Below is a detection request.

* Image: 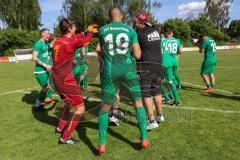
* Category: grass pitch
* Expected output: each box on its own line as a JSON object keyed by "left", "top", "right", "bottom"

{"left": 0, "top": 50, "right": 239, "bottom": 160}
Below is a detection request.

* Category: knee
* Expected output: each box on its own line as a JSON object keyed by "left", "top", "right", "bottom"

{"left": 75, "top": 105, "right": 85, "bottom": 115}
{"left": 135, "top": 99, "right": 143, "bottom": 108}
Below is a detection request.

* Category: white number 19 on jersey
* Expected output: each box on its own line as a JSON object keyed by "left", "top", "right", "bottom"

{"left": 104, "top": 33, "right": 129, "bottom": 56}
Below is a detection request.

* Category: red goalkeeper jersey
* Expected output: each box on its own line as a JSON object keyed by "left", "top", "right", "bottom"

{"left": 52, "top": 32, "right": 93, "bottom": 76}
{"left": 51, "top": 32, "right": 93, "bottom": 107}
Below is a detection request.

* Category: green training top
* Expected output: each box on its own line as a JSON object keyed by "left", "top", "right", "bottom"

{"left": 162, "top": 37, "right": 181, "bottom": 67}
{"left": 99, "top": 21, "right": 138, "bottom": 77}
{"left": 201, "top": 37, "right": 217, "bottom": 61}
{"left": 33, "top": 40, "right": 49, "bottom": 73}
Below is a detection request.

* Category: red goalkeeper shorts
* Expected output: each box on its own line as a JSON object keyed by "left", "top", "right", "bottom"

{"left": 52, "top": 73, "right": 84, "bottom": 109}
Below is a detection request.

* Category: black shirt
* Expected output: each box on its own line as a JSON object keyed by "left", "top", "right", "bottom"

{"left": 137, "top": 26, "right": 162, "bottom": 64}
{"left": 136, "top": 26, "right": 163, "bottom": 78}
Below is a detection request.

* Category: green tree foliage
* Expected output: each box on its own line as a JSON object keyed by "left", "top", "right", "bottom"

{"left": 189, "top": 16, "right": 215, "bottom": 38}
{"left": 163, "top": 18, "right": 192, "bottom": 42}
{"left": 227, "top": 20, "right": 240, "bottom": 38}
{"left": 61, "top": 0, "right": 161, "bottom": 32}
{"left": 0, "top": 29, "right": 40, "bottom": 56}
{"left": 0, "top": 0, "right": 41, "bottom": 30}
{"left": 205, "top": 0, "right": 233, "bottom": 31}
{"left": 189, "top": 15, "right": 230, "bottom": 42}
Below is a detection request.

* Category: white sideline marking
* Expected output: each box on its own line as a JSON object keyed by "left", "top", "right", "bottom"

{"left": 179, "top": 66, "right": 240, "bottom": 71}
{"left": 17, "top": 90, "right": 240, "bottom": 114}
{"left": 183, "top": 82, "right": 240, "bottom": 97}
{"left": 0, "top": 86, "right": 39, "bottom": 96}
{"left": 1, "top": 85, "right": 240, "bottom": 114}
{"left": 164, "top": 105, "right": 240, "bottom": 114}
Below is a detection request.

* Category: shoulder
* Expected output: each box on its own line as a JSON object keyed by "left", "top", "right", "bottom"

{"left": 99, "top": 24, "right": 110, "bottom": 33}
{"left": 34, "top": 40, "right": 41, "bottom": 46}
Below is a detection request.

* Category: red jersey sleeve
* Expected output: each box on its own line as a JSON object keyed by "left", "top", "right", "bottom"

{"left": 72, "top": 32, "right": 93, "bottom": 49}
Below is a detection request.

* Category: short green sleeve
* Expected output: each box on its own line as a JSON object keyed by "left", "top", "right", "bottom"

{"left": 177, "top": 39, "right": 181, "bottom": 49}
{"left": 33, "top": 42, "right": 41, "bottom": 53}
{"left": 131, "top": 29, "right": 139, "bottom": 44}
{"left": 201, "top": 39, "right": 208, "bottom": 49}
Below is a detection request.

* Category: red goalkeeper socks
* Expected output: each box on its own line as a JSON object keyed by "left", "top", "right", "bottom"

{"left": 61, "top": 114, "right": 80, "bottom": 140}
{"left": 57, "top": 105, "right": 68, "bottom": 131}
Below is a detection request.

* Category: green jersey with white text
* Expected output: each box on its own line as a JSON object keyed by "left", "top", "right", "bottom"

{"left": 99, "top": 21, "right": 139, "bottom": 77}
{"left": 33, "top": 40, "right": 49, "bottom": 73}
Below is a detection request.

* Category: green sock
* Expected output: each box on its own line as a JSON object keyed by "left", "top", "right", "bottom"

{"left": 171, "top": 83, "right": 180, "bottom": 102}
{"left": 136, "top": 107, "right": 148, "bottom": 140}
{"left": 211, "top": 84, "right": 215, "bottom": 88}
{"left": 98, "top": 111, "right": 109, "bottom": 145}
{"left": 46, "top": 88, "right": 55, "bottom": 99}
{"left": 207, "top": 84, "right": 211, "bottom": 88}
{"left": 38, "top": 91, "right": 47, "bottom": 102}
{"left": 175, "top": 71, "right": 182, "bottom": 85}
{"left": 83, "top": 75, "right": 89, "bottom": 89}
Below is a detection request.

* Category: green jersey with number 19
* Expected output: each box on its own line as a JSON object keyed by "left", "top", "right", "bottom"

{"left": 201, "top": 37, "right": 217, "bottom": 62}
{"left": 33, "top": 40, "right": 49, "bottom": 73}
{"left": 99, "top": 21, "right": 138, "bottom": 77}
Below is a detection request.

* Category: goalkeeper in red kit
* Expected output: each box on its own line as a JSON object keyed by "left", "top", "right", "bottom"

{"left": 51, "top": 18, "right": 98, "bottom": 144}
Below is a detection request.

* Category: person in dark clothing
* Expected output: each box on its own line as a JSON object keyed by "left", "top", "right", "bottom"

{"left": 134, "top": 12, "right": 165, "bottom": 130}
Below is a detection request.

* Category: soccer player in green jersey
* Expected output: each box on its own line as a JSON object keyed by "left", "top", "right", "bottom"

{"left": 97, "top": 6, "right": 149, "bottom": 154}
{"left": 198, "top": 34, "right": 217, "bottom": 93}
{"left": 32, "top": 28, "right": 52, "bottom": 111}
{"left": 162, "top": 29, "right": 181, "bottom": 107}
{"left": 73, "top": 47, "right": 88, "bottom": 84}
{"left": 80, "top": 45, "right": 90, "bottom": 90}
{"left": 45, "top": 34, "right": 56, "bottom": 103}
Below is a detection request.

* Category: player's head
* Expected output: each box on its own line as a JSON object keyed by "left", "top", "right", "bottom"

{"left": 200, "top": 34, "right": 207, "bottom": 40}
{"left": 154, "top": 23, "right": 161, "bottom": 34}
{"left": 109, "top": 6, "right": 124, "bottom": 22}
{"left": 59, "top": 18, "right": 76, "bottom": 36}
{"left": 40, "top": 28, "right": 50, "bottom": 41}
{"left": 49, "top": 34, "right": 55, "bottom": 42}
{"left": 134, "top": 12, "right": 151, "bottom": 29}
{"left": 164, "top": 28, "right": 173, "bottom": 38}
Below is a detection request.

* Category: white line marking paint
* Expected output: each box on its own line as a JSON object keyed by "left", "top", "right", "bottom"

{"left": 0, "top": 86, "right": 39, "bottom": 96}
{"left": 179, "top": 66, "right": 240, "bottom": 71}
{"left": 183, "top": 82, "right": 240, "bottom": 97}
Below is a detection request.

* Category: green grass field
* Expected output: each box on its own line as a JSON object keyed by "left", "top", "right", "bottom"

{"left": 0, "top": 50, "right": 240, "bottom": 160}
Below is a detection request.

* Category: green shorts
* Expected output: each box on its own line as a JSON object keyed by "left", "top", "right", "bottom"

{"left": 201, "top": 60, "right": 216, "bottom": 75}
{"left": 101, "top": 72, "right": 142, "bottom": 105}
{"left": 34, "top": 72, "right": 49, "bottom": 87}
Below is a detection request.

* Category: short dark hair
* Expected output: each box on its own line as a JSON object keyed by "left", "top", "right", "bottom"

{"left": 154, "top": 24, "right": 161, "bottom": 34}
{"left": 164, "top": 28, "right": 172, "bottom": 34}
{"left": 59, "top": 18, "right": 75, "bottom": 35}
{"left": 108, "top": 6, "right": 123, "bottom": 21}
{"left": 40, "top": 28, "right": 49, "bottom": 35}
{"left": 49, "top": 34, "right": 55, "bottom": 42}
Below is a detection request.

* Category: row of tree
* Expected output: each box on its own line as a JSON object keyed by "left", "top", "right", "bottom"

{"left": 56, "top": 0, "right": 239, "bottom": 47}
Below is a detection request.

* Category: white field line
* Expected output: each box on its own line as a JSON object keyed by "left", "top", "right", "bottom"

{"left": 0, "top": 86, "right": 40, "bottom": 96}
{"left": 16, "top": 90, "right": 240, "bottom": 114}
{"left": 183, "top": 82, "right": 240, "bottom": 97}
{"left": 1, "top": 84, "right": 240, "bottom": 114}
{"left": 164, "top": 105, "right": 240, "bottom": 114}
{"left": 179, "top": 66, "right": 240, "bottom": 71}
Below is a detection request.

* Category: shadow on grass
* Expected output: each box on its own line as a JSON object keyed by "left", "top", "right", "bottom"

{"left": 22, "top": 90, "right": 39, "bottom": 105}
{"left": 31, "top": 99, "right": 140, "bottom": 155}
{"left": 203, "top": 92, "right": 240, "bottom": 101}
{"left": 181, "top": 85, "right": 203, "bottom": 93}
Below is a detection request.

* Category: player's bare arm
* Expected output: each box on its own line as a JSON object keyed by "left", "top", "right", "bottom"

{"left": 32, "top": 51, "right": 52, "bottom": 70}
{"left": 132, "top": 43, "right": 141, "bottom": 59}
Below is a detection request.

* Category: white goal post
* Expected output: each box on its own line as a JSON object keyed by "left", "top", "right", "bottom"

{"left": 14, "top": 49, "right": 33, "bottom": 61}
